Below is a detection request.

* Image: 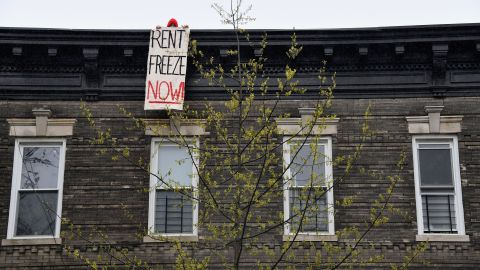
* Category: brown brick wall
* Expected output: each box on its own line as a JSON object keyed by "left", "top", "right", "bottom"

{"left": 0, "top": 97, "right": 479, "bottom": 269}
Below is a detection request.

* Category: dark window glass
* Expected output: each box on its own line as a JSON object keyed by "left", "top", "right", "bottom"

{"left": 422, "top": 195, "right": 456, "bottom": 233}
{"left": 289, "top": 188, "right": 328, "bottom": 232}
{"left": 155, "top": 190, "right": 193, "bottom": 233}
{"left": 15, "top": 191, "right": 58, "bottom": 236}
{"left": 419, "top": 148, "right": 453, "bottom": 187}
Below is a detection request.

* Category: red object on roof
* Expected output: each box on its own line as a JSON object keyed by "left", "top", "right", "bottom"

{"left": 167, "top": 18, "right": 178, "bottom": 27}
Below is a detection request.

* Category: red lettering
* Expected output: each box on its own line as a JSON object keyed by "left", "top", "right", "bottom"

{"left": 147, "top": 80, "right": 185, "bottom": 105}
{"left": 147, "top": 80, "right": 158, "bottom": 100}
{"left": 169, "top": 81, "right": 185, "bottom": 101}
{"left": 158, "top": 81, "right": 170, "bottom": 100}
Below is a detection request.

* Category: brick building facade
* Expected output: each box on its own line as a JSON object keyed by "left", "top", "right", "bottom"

{"left": 1, "top": 24, "right": 480, "bottom": 269}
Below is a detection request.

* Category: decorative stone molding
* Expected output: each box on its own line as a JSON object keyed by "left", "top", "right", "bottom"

{"left": 96, "top": 62, "right": 438, "bottom": 75}
{"left": 276, "top": 108, "right": 339, "bottom": 136}
{"left": 144, "top": 119, "right": 209, "bottom": 136}
{"left": 219, "top": 48, "right": 230, "bottom": 58}
{"left": 324, "top": 47, "right": 333, "bottom": 56}
{"left": 83, "top": 47, "right": 99, "bottom": 60}
{"left": 405, "top": 105, "right": 462, "bottom": 134}
{"left": 123, "top": 48, "right": 133, "bottom": 57}
{"left": 395, "top": 44, "right": 405, "bottom": 55}
{"left": 48, "top": 47, "right": 57, "bottom": 57}
{"left": 12, "top": 46, "right": 22, "bottom": 56}
{"left": 432, "top": 44, "right": 448, "bottom": 87}
{"left": 416, "top": 234, "right": 470, "bottom": 242}
{"left": 254, "top": 47, "right": 263, "bottom": 57}
{"left": 7, "top": 109, "right": 76, "bottom": 137}
{"left": 359, "top": 46, "right": 368, "bottom": 56}
{"left": 83, "top": 47, "right": 100, "bottom": 100}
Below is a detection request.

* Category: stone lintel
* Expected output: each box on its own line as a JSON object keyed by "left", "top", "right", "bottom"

{"left": 144, "top": 119, "right": 209, "bottom": 136}
{"left": 405, "top": 115, "right": 462, "bottom": 134}
{"left": 8, "top": 119, "right": 76, "bottom": 137}
{"left": 276, "top": 117, "right": 339, "bottom": 136}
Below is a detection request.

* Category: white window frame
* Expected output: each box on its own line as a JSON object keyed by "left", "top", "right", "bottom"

{"left": 7, "top": 138, "right": 66, "bottom": 240}
{"left": 412, "top": 135, "right": 466, "bottom": 236}
{"left": 148, "top": 138, "right": 199, "bottom": 237}
{"left": 283, "top": 137, "right": 335, "bottom": 236}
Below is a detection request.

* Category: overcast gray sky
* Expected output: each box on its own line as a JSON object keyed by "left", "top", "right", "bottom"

{"left": 0, "top": 0, "right": 479, "bottom": 30}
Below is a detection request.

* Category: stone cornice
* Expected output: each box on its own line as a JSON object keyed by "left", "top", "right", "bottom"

{"left": 1, "top": 23, "right": 479, "bottom": 46}
{"left": 1, "top": 24, "right": 480, "bottom": 101}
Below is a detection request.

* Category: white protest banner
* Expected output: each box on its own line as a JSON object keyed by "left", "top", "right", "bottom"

{"left": 144, "top": 26, "right": 190, "bottom": 110}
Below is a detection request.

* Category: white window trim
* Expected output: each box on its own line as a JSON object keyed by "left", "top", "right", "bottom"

{"left": 412, "top": 135, "right": 466, "bottom": 236}
{"left": 283, "top": 137, "right": 335, "bottom": 236}
{"left": 148, "top": 138, "right": 199, "bottom": 238}
{"left": 7, "top": 138, "right": 66, "bottom": 240}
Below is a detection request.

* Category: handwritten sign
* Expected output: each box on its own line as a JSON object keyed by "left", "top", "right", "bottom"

{"left": 144, "top": 27, "right": 190, "bottom": 110}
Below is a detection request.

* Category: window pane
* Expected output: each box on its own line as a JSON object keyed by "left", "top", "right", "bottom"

{"left": 158, "top": 145, "right": 193, "bottom": 187}
{"left": 21, "top": 147, "right": 60, "bottom": 189}
{"left": 422, "top": 194, "right": 456, "bottom": 233}
{"left": 289, "top": 188, "right": 328, "bottom": 232}
{"left": 418, "top": 148, "right": 453, "bottom": 187}
{"left": 290, "top": 144, "right": 325, "bottom": 186}
{"left": 155, "top": 190, "right": 193, "bottom": 234}
{"left": 15, "top": 191, "right": 58, "bottom": 236}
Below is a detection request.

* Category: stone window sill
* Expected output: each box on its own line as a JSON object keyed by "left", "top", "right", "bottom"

{"left": 283, "top": 234, "right": 338, "bottom": 242}
{"left": 2, "top": 238, "right": 62, "bottom": 246}
{"left": 143, "top": 234, "right": 199, "bottom": 243}
{"left": 416, "top": 234, "right": 470, "bottom": 242}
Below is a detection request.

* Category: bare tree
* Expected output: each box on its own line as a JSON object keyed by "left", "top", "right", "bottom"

{"left": 60, "top": 1, "right": 428, "bottom": 269}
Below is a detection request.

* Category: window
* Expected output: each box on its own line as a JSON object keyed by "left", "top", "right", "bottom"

{"left": 7, "top": 139, "right": 66, "bottom": 239}
{"left": 148, "top": 139, "right": 198, "bottom": 236}
{"left": 412, "top": 136, "right": 465, "bottom": 235}
{"left": 283, "top": 137, "right": 334, "bottom": 235}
